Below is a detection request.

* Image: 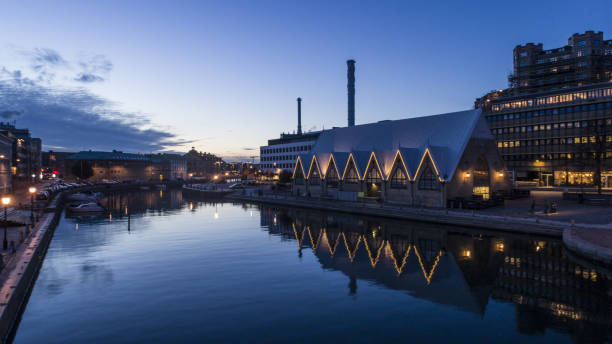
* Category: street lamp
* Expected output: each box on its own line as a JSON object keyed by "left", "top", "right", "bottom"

{"left": 2, "top": 196, "right": 10, "bottom": 250}
{"left": 29, "top": 187, "right": 37, "bottom": 224}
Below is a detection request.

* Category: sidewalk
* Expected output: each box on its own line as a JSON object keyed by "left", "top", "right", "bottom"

{"left": 563, "top": 227, "right": 612, "bottom": 265}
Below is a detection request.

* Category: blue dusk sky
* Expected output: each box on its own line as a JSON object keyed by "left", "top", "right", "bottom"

{"left": 0, "top": 1, "right": 610, "bottom": 160}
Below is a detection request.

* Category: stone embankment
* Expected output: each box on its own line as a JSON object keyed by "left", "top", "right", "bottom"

{"left": 228, "top": 193, "right": 611, "bottom": 238}
{"left": 0, "top": 194, "right": 63, "bottom": 343}
{"left": 563, "top": 227, "right": 612, "bottom": 266}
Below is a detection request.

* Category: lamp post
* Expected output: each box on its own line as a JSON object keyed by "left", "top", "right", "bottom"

{"left": 2, "top": 196, "right": 10, "bottom": 250}
{"left": 29, "top": 187, "right": 37, "bottom": 224}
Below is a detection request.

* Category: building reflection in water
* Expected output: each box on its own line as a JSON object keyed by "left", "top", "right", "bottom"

{"left": 259, "top": 205, "right": 612, "bottom": 343}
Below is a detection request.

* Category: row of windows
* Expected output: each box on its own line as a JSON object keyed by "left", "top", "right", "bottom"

{"left": 296, "top": 162, "right": 439, "bottom": 191}
{"left": 261, "top": 163, "right": 294, "bottom": 169}
{"left": 261, "top": 145, "right": 312, "bottom": 155}
{"left": 491, "top": 119, "right": 612, "bottom": 135}
{"left": 491, "top": 87, "right": 612, "bottom": 112}
{"left": 503, "top": 152, "right": 612, "bottom": 161}
{"left": 488, "top": 101, "right": 612, "bottom": 122}
{"left": 497, "top": 136, "right": 612, "bottom": 148}
{"left": 261, "top": 155, "right": 297, "bottom": 162}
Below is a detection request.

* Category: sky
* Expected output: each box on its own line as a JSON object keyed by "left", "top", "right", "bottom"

{"left": 0, "top": 1, "right": 610, "bottom": 161}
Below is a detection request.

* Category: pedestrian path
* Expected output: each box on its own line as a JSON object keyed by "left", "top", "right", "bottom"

{"left": 563, "top": 227, "right": 612, "bottom": 265}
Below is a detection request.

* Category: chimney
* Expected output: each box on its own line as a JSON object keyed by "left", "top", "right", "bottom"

{"left": 347, "top": 59, "right": 355, "bottom": 127}
{"left": 297, "top": 97, "right": 302, "bottom": 135}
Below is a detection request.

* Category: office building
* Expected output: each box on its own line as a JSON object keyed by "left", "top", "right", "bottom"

{"left": 476, "top": 31, "right": 612, "bottom": 186}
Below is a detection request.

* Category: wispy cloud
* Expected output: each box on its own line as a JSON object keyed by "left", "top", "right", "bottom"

{"left": 74, "top": 54, "right": 112, "bottom": 83}
{"left": 0, "top": 66, "right": 189, "bottom": 152}
{"left": 74, "top": 73, "right": 104, "bottom": 83}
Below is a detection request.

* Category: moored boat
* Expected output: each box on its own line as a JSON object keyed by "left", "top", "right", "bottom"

{"left": 67, "top": 202, "right": 106, "bottom": 213}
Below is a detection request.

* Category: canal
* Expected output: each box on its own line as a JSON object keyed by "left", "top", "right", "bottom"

{"left": 11, "top": 189, "right": 612, "bottom": 343}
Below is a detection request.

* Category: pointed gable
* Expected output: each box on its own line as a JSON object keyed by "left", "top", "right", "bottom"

{"left": 298, "top": 154, "right": 313, "bottom": 178}
{"left": 398, "top": 148, "right": 420, "bottom": 179}
{"left": 374, "top": 149, "right": 396, "bottom": 179}
{"left": 351, "top": 151, "right": 371, "bottom": 178}
{"left": 332, "top": 152, "right": 350, "bottom": 177}
{"left": 310, "top": 109, "right": 482, "bottom": 181}
{"left": 314, "top": 152, "right": 331, "bottom": 177}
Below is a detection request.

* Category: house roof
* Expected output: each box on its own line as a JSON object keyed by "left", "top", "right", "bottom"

{"left": 296, "top": 109, "right": 483, "bottom": 181}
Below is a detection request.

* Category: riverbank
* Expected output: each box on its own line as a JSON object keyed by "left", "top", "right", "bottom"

{"left": 228, "top": 194, "right": 587, "bottom": 237}
{"left": 0, "top": 194, "right": 62, "bottom": 343}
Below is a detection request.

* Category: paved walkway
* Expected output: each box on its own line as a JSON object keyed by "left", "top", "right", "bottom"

{"left": 477, "top": 190, "right": 612, "bottom": 225}
{"left": 563, "top": 227, "right": 612, "bottom": 265}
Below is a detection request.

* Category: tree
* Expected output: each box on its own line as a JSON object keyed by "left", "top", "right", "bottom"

{"left": 71, "top": 160, "right": 94, "bottom": 180}
{"left": 278, "top": 170, "right": 291, "bottom": 184}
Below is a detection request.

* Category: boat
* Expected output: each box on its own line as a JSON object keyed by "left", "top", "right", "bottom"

{"left": 67, "top": 202, "right": 106, "bottom": 213}
{"left": 182, "top": 184, "right": 233, "bottom": 198}
{"left": 67, "top": 192, "right": 102, "bottom": 202}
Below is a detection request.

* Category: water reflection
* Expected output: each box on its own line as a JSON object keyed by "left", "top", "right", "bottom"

{"left": 259, "top": 205, "right": 611, "bottom": 342}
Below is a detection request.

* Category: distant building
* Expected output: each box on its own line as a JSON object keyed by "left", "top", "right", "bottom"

{"left": 260, "top": 132, "right": 320, "bottom": 173}
{"left": 260, "top": 97, "right": 321, "bottom": 173}
{"left": 0, "top": 122, "right": 42, "bottom": 181}
{"left": 476, "top": 31, "right": 612, "bottom": 186}
{"left": 42, "top": 150, "right": 75, "bottom": 178}
{"left": 183, "top": 148, "right": 226, "bottom": 177}
{"left": 292, "top": 110, "right": 510, "bottom": 207}
{"left": 0, "top": 133, "right": 12, "bottom": 192}
{"left": 66, "top": 150, "right": 187, "bottom": 181}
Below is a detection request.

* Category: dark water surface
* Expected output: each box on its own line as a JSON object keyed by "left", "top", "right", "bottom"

{"left": 11, "top": 190, "right": 612, "bottom": 343}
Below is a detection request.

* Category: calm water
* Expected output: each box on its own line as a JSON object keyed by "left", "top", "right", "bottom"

{"left": 11, "top": 189, "right": 612, "bottom": 343}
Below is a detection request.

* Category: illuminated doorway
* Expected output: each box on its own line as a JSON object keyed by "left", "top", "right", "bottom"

{"left": 472, "top": 156, "right": 490, "bottom": 200}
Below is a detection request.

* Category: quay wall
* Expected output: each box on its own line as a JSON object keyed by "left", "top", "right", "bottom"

{"left": 228, "top": 194, "right": 576, "bottom": 237}
{"left": 0, "top": 194, "right": 63, "bottom": 343}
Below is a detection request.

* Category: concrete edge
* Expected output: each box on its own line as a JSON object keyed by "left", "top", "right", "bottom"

{"left": 563, "top": 228, "right": 612, "bottom": 266}
{"left": 0, "top": 193, "right": 64, "bottom": 344}
{"left": 228, "top": 195, "right": 565, "bottom": 238}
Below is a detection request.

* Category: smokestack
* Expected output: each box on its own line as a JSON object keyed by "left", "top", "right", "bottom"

{"left": 347, "top": 59, "right": 355, "bottom": 127}
{"left": 297, "top": 97, "right": 302, "bottom": 135}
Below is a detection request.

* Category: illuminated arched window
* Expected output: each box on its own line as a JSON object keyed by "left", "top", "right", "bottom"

{"left": 294, "top": 162, "right": 304, "bottom": 185}
{"left": 309, "top": 165, "right": 321, "bottom": 185}
{"left": 344, "top": 160, "right": 359, "bottom": 184}
{"left": 391, "top": 166, "right": 408, "bottom": 189}
{"left": 366, "top": 163, "right": 382, "bottom": 184}
{"left": 326, "top": 161, "right": 339, "bottom": 187}
{"left": 418, "top": 166, "right": 438, "bottom": 190}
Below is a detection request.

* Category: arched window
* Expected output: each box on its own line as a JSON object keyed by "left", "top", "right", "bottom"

{"left": 294, "top": 162, "right": 305, "bottom": 185}
{"left": 391, "top": 166, "right": 408, "bottom": 188}
{"left": 366, "top": 164, "right": 382, "bottom": 184}
{"left": 309, "top": 165, "right": 321, "bottom": 185}
{"left": 418, "top": 166, "right": 438, "bottom": 190}
{"left": 344, "top": 160, "right": 359, "bottom": 184}
{"left": 326, "top": 161, "right": 339, "bottom": 187}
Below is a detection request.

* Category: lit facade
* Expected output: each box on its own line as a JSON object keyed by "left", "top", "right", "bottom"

{"left": 0, "top": 122, "right": 42, "bottom": 181}
{"left": 292, "top": 110, "right": 510, "bottom": 207}
{"left": 0, "top": 133, "right": 12, "bottom": 192}
{"left": 476, "top": 31, "right": 612, "bottom": 186}
{"left": 260, "top": 132, "right": 319, "bottom": 173}
{"left": 67, "top": 151, "right": 187, "bottom": 181}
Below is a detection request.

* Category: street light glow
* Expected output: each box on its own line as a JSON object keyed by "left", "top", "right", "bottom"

{"left": 29, "top": 187, "right": 37, "bottom": 194}
{"left": 1, "top": 196, "right": 10, "bottom": 206}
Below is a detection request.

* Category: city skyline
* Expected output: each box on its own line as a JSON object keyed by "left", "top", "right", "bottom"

{"left": 0, "top": 1, "right": 610, "bottom": 160}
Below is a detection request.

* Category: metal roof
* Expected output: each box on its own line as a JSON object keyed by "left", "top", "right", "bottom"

{"left": 294, "top": 109, "right": 485, "bottom": 182}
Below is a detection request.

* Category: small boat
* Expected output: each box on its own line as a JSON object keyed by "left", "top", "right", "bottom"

{"left": 182, "top": 184, "right": 233, "bottom": 198}
{"left": 67, "top": 202, "right": 106, "bottom": 213}
{"left": 67, "top": 192, "right": 101, "bottom": 202}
